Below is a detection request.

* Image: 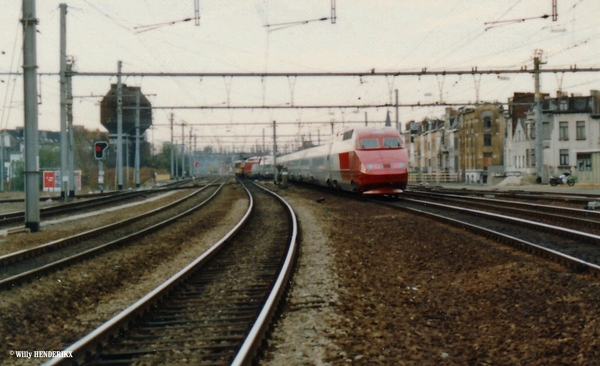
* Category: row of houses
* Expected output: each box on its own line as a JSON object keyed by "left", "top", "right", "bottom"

{"left": 402, "top": 90, "right": 600, "bottom": 185}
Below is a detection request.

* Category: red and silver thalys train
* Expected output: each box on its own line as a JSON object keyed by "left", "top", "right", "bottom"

{"left": 278, "top": 127, "right": 409, "bottom": 195}
{"left": 242, "top": 156, "right": 261, "bottom": 177}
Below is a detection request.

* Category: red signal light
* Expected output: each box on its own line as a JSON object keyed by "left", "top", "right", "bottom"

{"left": 94, "top": 141, "right": 109, "bottom": 159}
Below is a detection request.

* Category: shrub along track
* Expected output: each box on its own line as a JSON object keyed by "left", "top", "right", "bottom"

{"left": 0, "top": 182, "right": 249, "bottom": 366}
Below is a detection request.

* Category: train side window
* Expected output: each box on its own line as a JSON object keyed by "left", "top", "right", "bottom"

{"left": 342, "top": 130, "right": 354, "bottom": 140}
{"left": 383, "top": 138, "right": 400, "bottom": 148}
{"left": 361, "top": 138, "right": 380, "bottom": 149}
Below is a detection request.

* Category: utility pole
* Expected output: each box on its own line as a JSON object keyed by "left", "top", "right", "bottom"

{"left": 181, "top": 123, "right": 185, "bottom": 178}
{"left": 59, "top": 3, "right": 68, "bottom": 199}
{"left": 189, "top": 127, "right": 193, "bottom": 178}
{"left": 22, "top": 0, "right": 40, "bottom": 232}
{"left": 67, "top": 60, "right": 75, "bottom": 197}
{"left": 272, "top": 120, "right": 277, "bottom": 184}
{"left": 134, "top": 88, "right": 140, "bottom": 188}
{"left": 193, "top": 134, "right": 197, "bottom": 176}
{"left": 116, "top": 61, "right": 123, "bottom": 190}
{"left": 534, "top": 51, "right": 545, "bottom": 183}
{"left": 174, "top": 141, "right": 178, "bottom": 179}
{"left": 395, "top": 89, "right": 400, "bottom": 132}
{"left": 170, "top": 113, "right": 174, "bottom": 179}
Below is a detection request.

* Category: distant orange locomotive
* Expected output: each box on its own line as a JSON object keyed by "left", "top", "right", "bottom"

{"left": 234, "top": 160, "right": 244, "bottom": 177}
{"left": 277, "top": 127, "right": 409, "bottom": 195}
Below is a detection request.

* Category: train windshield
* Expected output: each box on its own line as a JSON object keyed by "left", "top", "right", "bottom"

{"left": 359, "top": 137, "right": 402, "bottom": 149}
{"left": 360, "top": 139, "right": 380, "bottom": 149}
{"left": 383, "top": 138, "right": 401, "bottom": 148}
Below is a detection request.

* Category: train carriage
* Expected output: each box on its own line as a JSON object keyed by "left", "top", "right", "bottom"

{"left": 278, "top": 127, "right": 409, "bottom": 195}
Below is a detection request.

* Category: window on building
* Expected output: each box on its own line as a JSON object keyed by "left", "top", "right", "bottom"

{"left": 577, "top": 153, "right": 592, "bottom": 172}
{"left": 576, "top": 121, "right": 586, "bottom": 140}
{"left": 483, "top": 117, "right": 492, "bottom": 130}
{"left": 559, "top": 121, "right": 568, "bottom": 140}
{"left": 526, "top": 149, "right": 535, "bottom": 167}
{"left": 559, "top": 149, "right": 569, "bottom": 166}
{"left": 484, "top": 134, "right": 492, "bottom": 146}
{"left": 560, "top": 99, "right": 568, "bottom": 111}
{"left": 542, "top": 121, "right": 551, "bottom": 140}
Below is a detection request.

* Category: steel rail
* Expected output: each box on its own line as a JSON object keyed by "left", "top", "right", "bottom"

{"left": 43, "top": 180, "right": 255, "bottom": 366}
{"left": 231, "top": 182, "right": 299, "bottom": 366}
{"left": 0, "top": 186, "right": 206, "bottom": 266}
{"left": 0, "top": 181, "right": 224, "bottom": 289}
{"left": 411, "top": 185, "right": 600, "bottom": 203}
{"left": 380, "top": 199, "right": 600, "bottom": 277}
{"left": 399, "top": 197, "right": 600, "bottom": 245}
{"left": 45, "top": 180, "right": 299, "bottom": 365}
{"left": 379, "top": 197, "right": 600, "bottom": 277}
{"left": 288, "top": 181, "right": 600, "bottom": 277}
{"left": 406, "top": 190, "right": 600, "bottom": 227}
{"left": 0, "top": 190, "right": 149, "bottom": 228}
{"left": 0, "top": 180, "right": 199, "bottom": 228}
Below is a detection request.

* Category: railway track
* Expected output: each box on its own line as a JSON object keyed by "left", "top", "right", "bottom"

{"left": 382, "top": 195, "right": 600, "bottom": 276}
{"left": 45, "top": 181, "right": 298, "bottom": 365}
{"left": 289, "top": 181, "right": 600, "bottom": 278}
{"left": 409, "top": 184, "right": 600, "bottom": 207}
{"left": 404, "top": 190, "right": 600, "bottom": 234}
{"left": 0, "top": 179, "right": 225, "bottom": 290}
{"left": 0, "top": 179, "right": 199, "bottom": 229}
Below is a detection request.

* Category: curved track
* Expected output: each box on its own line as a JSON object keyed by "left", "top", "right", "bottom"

{"left": 0, "top": 180, "right": 225, "bottom": 290}
{"left": 0, "top": 179, "right": 199, "bottom": 229}
{"left": 45, "top": 181, "right": 298, "bottom": 366}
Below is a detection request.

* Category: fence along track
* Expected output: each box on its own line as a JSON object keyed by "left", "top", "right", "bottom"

{"left": 45, "top": 181, "right": 298, "bottom": 366}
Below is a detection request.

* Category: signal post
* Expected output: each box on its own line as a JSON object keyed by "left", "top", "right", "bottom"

{"left": 95, "top": 141, "right": 108, "bottom": 192}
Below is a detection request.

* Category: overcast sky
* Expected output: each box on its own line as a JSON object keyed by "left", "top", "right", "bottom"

{"left": 1, "top": 1, "right": 599, "bottom": 152}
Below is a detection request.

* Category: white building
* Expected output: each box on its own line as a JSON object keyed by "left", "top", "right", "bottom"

{"left": 505, "top": 90, "right": 600, "bottom": 183}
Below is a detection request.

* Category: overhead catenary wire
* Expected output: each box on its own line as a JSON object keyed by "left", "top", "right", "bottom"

{"left": 263, "top": 17, "right": 330, "bottom": 32}
{"left": 134, "top": 18, "right": 193, "bottom": 33}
